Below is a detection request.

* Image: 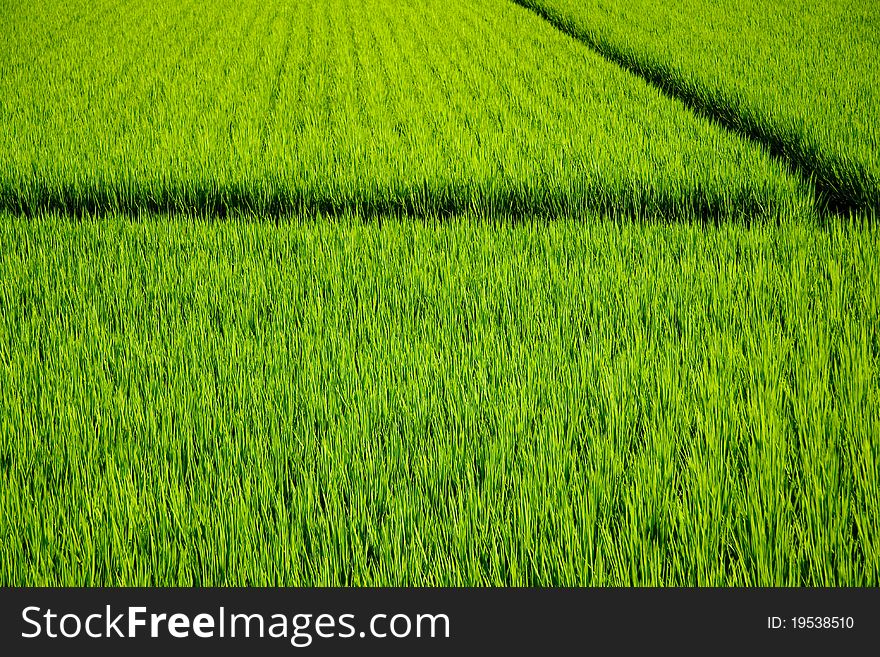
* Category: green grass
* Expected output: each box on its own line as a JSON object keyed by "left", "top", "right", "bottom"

{"left": 1, "top": 0, "right": 878, "bottom": 587}
{"left": 514, "top": 0, "right": 880, "bottom": 213}
{"left": 0, "top": 0, "right": 811, "bottom": 218}
{"left": 1, "top": 212, "right": 878, "bottom": 586}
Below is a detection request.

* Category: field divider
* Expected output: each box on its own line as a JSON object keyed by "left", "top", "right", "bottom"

{"left": 508, "top": 0, "right": 874, "bottom": 218}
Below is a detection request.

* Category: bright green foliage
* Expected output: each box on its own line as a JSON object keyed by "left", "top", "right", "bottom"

{"left": 0, "top": 0, "right": 810, "bottom": 217}
{"left": 1, "top": 0, "right": 877, "bottom": 587}
{"left": 1, "top": 213, "right": 878, "bottom": 586}
{"left": 515, "top": 0, "right": 880, "bottom": 212}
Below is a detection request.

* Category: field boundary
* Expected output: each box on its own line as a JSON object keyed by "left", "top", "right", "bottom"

{"left": 509, "top": 0, "right": 876, "bottom": 217}
{"left": 0, "top": 180, "right": 798, "bottom": 223}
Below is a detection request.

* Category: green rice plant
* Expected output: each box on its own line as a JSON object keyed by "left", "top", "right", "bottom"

{"left": 513, "top": 0, "right": 880, "bottom": 213}
{"left": 1, "top": 0, "right": 875, "bottom": 589}
{"left": 0, "top": 212, "right": 877, "bottom": 586}
{"left": 0, "top": 0, "right": 812, "bottom": 217}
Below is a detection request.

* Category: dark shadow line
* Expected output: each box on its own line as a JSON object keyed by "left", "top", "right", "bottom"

{"left": 510, "top": 0, "right": 878, "bottom": 217}
{"left": 0, "top": 181, "right": 795, "bottom": 224}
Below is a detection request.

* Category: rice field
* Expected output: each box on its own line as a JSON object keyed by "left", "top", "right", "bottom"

{"left": 514, "top": 0, "right": 880, "bottom": 213}
{"left": 0, "top": 0, "right": 810, "bottom": 218}
{"left": 0, "top": 0, "right": 878, "bottom": 586}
